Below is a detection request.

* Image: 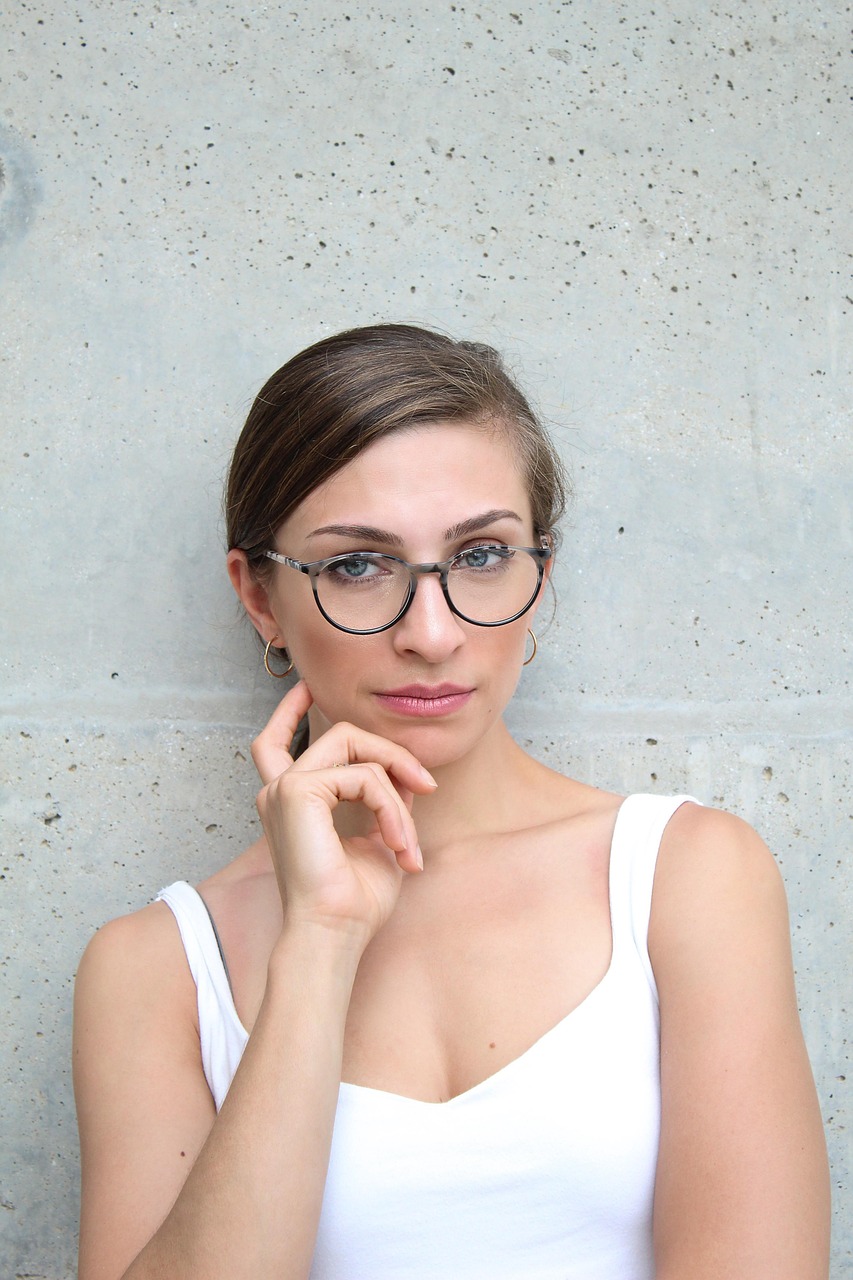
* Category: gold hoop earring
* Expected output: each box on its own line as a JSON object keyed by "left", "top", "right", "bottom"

{"left": 523, "top": 628, "right": 538, "bottom": 666}
{"left": 263, "top": 638, "right": 294, "bottom": 679}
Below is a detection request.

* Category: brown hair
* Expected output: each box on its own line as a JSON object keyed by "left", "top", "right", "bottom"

{"left": 226, "top": 323, "right": 568, "bottom": 572}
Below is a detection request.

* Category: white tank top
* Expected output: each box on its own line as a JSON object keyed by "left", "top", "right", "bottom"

{"left": 158, "top": 792, "right": 696, "bottom": 1279}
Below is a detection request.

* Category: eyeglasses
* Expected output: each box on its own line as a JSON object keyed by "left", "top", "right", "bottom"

{"left": 264, "top": 543, "right": 551, "bottom": 635}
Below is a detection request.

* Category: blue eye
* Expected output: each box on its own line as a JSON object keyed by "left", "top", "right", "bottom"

{"left": 323, "top": 554, "right": 393, "bottom": 586}
{"left": 455, "top": 545, "right": 511, "bottom": 571}
{"left": 338, "top": 557, "right": 372, "bottom": 578}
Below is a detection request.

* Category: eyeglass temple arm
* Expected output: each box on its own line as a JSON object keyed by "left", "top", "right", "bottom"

{"left": 264, "top": 551, "right": 310, "bottom": 573}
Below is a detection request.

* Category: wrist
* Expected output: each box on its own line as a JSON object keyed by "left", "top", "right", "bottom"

{"left": 269, "top": 916, "right": 369, "bottom": 984}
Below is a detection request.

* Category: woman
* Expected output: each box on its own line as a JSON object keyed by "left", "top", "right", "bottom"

{"left": 73, "top": 324, "right": 830, "bottom": 1279}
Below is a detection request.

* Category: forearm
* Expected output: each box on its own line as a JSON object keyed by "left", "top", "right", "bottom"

{"left": 123, "top": 923, "right": 363, "bottom": 1280}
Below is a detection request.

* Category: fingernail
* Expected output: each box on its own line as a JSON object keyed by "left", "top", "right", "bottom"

{"left": 420, "top": 766, "right": 438, "bottom": 787}
{"left": 416, "top": 844, "right": 424, "bottom": 870}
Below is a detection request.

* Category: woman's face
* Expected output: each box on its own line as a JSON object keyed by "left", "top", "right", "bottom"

{"left": 261, "top": 421, "right": 549, "bottom": 770}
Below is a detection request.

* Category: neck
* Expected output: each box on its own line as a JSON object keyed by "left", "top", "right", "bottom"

{"left": 410, "top": 718, "right": 536, "bottom": 850}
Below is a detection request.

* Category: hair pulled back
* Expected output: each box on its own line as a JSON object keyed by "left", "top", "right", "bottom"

{"left": 226, "top": 324, "right": 567, "bottom": 573}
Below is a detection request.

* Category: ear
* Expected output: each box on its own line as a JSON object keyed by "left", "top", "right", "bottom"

{"left": 226, "top": 549, "right": 283, "bottom": 647}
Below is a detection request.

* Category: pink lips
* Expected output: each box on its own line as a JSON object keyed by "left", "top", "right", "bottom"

{"left": 374, "top": 683, "right": 474, "bottom": 718}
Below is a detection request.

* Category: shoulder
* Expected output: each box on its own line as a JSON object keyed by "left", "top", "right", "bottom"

{"left": 652, "top": 801, "right": 786, "bottom": 924}
{"left": 658, "top": 799, "right": 779, "bottom": 871}
{"left": 648, "top": 801, "right": 793, "bottom": 1009}
{"left": 75, "top": 898, "right": 199, "bottom": 1047}
{"left": 78, "top": 898, "right": 187, "bottom": 981}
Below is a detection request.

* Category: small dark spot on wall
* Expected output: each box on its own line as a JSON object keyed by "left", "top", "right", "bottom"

{"left": 646, "top": 738, "right": 657, "bottom": 746}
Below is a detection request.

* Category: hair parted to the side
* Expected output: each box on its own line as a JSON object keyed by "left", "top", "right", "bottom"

{"left": 225, "top": 323, "right": 569, "bottom": 574}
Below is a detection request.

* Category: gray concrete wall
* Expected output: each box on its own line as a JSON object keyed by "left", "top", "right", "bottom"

{"left": 1, "top": 1, "right": 849, "bottom": 1274}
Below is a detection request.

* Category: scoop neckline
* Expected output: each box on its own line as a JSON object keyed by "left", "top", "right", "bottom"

{"left": 182, "top": 793, "right": 649, "bottom": 1107}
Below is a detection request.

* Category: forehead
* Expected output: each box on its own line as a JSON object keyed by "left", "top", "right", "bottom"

{"left": 283, "top": 422, "right": 532, "bottom": 542}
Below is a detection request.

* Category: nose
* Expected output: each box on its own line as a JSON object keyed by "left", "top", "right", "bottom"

{"left": 391, "top": 569, "right": 466, "bottom": 662}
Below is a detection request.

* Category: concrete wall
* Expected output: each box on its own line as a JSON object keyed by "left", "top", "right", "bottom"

{"left": 1, "top": 1, "right": 849, "bottom": 1273}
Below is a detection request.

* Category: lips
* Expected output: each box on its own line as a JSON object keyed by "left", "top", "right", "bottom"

{"left": 374, "top": 683, "right": 474, "bottom": 718}
{"left": 381, "top": 683, "right": 471, "bottom": 699}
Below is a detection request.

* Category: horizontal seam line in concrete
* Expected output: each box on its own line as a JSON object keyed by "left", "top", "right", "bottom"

{"left": 2, "top": 701, "right": 851, "bottom": 738}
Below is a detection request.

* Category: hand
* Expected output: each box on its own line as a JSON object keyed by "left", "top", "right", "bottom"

{"left": 252, "top": 681, "right": 437, "bottom": 945}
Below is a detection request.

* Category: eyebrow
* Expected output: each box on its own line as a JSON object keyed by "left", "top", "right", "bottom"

{"left": 306, "top": 509, "right": 524, "bottom": 547}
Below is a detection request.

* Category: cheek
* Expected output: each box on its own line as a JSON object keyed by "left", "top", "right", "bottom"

{"left": 287, "top": 622, "right": 377, "bottom": 715}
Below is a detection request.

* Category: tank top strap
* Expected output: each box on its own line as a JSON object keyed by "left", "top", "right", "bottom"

{"left": 607, "top": 794, "right": 701, "bottom": 999}
{"left": 156, "top": 881, "right": 248, "bottom": 1110}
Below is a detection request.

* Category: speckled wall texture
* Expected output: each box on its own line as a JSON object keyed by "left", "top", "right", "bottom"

{"left": 1, "top": 1, "right": 850, "bottom": 1275}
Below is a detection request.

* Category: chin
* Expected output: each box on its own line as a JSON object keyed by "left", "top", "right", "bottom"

{"left": 375, "top": 711, "right": 503, "bottom": 773}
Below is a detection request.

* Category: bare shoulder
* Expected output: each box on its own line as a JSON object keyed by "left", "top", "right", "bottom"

{"left": 649, "top": 802, "right": 788, "bottom": 966}
{"left": 74, "top": 899, "right": 205, "bottom": 1117}
{"left": 76, "top": 898, "right": 196, "bottom": 1026}
{"left": 658, "top": 799, "right": 781, "bottom": 874}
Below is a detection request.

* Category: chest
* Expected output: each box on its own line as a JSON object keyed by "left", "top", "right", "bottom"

{"left": 340, "top": 836, "right": 613, "bottom": 1102}
{"left": 221, "top": 824, "right": 613, "bottom": 1104}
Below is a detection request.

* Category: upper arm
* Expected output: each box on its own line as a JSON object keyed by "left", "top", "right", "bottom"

{"left": 73, "top": 905, "right": 217, "bottom": 1280}
{"left": 649, "top": 805, "right": 830, "bottom": 1279}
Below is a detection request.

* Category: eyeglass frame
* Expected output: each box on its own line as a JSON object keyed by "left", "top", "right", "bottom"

{"left": 263, "top": 541, "right": 552, "bottom": 635}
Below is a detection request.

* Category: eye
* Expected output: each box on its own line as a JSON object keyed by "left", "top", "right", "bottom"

{"left": 454, "top": 544, "right": 512, "bottom": 571}
{"left": 323, "top": 554, "right": 391, "bottom": 583}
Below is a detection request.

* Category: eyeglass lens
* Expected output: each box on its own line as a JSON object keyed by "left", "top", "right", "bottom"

{"left": 313, "top": 547, "right": 541, "bottom": 631}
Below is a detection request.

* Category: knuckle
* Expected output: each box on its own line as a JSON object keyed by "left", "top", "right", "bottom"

{"left": 330, "top": 720, "right": 357, "bottom": 739}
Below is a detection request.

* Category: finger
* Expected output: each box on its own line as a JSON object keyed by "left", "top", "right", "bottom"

{"left": 251, "top": 679, "right": 314, "bottom": 785}
{"left": 359, "top": 764, "right": 421, "bottom": 871}
{"left": 270, "top": 760, "right": 422, "bottom": 875}
{"left": 293, "top": 722, "right": 437, "bottom": 796}
{"left": 260, "top": 764, "right": 417, "bottom": 872}
{"left": 320, "top": 764, "right": 422, "bottom": 873}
